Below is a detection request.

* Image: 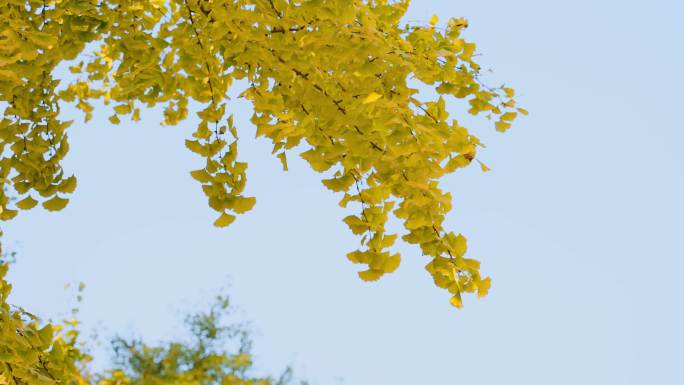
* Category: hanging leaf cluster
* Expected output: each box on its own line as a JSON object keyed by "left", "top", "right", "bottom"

{"left": 0, "top": 0, "right": 525, "bottom": 309}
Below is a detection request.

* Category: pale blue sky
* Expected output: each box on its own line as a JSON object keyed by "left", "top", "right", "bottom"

{"left": 5, "top": 1, "right": 684, "bottom": 384}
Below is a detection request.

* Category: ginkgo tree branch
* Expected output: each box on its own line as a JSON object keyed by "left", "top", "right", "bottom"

{"left": 0, "top": 1, "right": 524, "bottom": 313}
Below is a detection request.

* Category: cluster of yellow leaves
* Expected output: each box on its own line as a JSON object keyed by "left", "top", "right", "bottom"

{"left": 0, "top": 263, "right": 90, "bottom": 385}
{"left": 0, "top": 0, "right": 524, "bottom": 313}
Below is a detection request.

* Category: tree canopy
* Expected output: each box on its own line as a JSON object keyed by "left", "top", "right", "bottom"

{"left": 97, "top": 294, "right": 299, "bottom": 385}
{"left": 0, "top": 0, "right": 524, "bottom": 310}
{"left": 1, "top": 263, "right": 300, "bottom": 385}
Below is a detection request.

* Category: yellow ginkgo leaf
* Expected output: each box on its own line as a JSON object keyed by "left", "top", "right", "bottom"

{"left": 477, "top": 277, "right": 491, "bottom": 299}
{"left": 232, "top": 197, "right": 256, "bottom": 214}
{"left": 43, "top": 196, "right": 69, "bottom": 212}
{"left": 277, "top": 152, "right": 288, "bottom": 171}
{"left": 358, "top": 269, "right": 383, "bottom": 282}
{"left": 190, "top": 169, "right": 212, "bottom": 183}
{"left": 0, "top": 208, "right": 18, "bottom": 220}
{"left": 362, "top": 92, "right": 382, "bottom": 104}
{"left": 382, "top": 253, "right": 401, "bottom": 273}
{"left": 500, "top": 111, "right": 517, "bottom": 121}
{"left": 495, "top": 121, "right": 511, "bottom": 132}
{"left": 213, "top": 212, "right": 236, "bottom": 228}
{"left": 37, "top": 325, "right": 53, "bottom": 346}
{"left": 185, "top": 140, "right": 208, "bottom": 156}
{"left": 16, "top": 196, "right": 38, "bottom": 210}
{"left": 477, "top": 160, "right": 491, "bottom": 172}
{"left": 450, "top": 293, "right": 463, "bottom": 308}
{"left": 58, "top": 176, "right": 78, "bottom": 193}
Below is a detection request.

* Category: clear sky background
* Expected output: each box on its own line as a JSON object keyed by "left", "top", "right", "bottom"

{"left": 4, "top": 1, "right": 684, "bottom": 384}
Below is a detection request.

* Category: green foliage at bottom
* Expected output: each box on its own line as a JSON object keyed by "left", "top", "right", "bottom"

{"left": 99, "top": 295, "right": 297, "bottom": 385}
{"left": 0, "top": 262, "right": 299, "bottom": 385}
